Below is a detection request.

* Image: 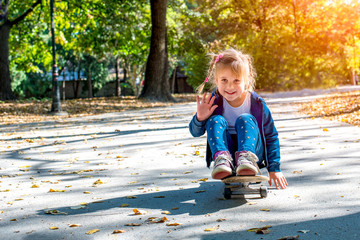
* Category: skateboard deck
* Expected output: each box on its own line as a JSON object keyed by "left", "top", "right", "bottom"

{"left": 221, "top": 175, "right": 269, "bottom": 199}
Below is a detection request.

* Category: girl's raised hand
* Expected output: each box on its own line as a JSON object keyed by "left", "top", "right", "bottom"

{"left": 196, "top": 92, "right": 218, "bottom": 122}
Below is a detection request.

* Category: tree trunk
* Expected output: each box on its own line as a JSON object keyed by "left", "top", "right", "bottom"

{"left": 87, "top": 66, "right": 93, "bottom": 98}
{"left": 115, "top": 57, "right": 121, "bottom": 96}
{"left": 0, "top": 23, "right": 16, "bottom": 100}
{"left": 74, "top": 61, "right": 82, "bottom": 98}
{"left": 139, "top": 0, "right": 174, "bottom": 102}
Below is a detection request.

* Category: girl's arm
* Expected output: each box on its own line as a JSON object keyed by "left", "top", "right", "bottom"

{"left": 262, "top": 102, "right": 287, "bottom": 189}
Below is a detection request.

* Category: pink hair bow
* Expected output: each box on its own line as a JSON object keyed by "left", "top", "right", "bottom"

{"left": 215, "top": 54, "right": 223, "bottom": 63}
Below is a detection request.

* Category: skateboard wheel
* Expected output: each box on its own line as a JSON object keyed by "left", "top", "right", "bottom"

{"left": 224, "top": 188, "right": 232, "bottom": 199}
{"left": 260, "top": 186, "right": 268, "bottom": 198}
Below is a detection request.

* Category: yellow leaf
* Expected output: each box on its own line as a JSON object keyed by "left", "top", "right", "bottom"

{"left": 323, "top": 128, "right": 329, "bottom": 132}
{"left": 198, "top": 178, "right": 208, "bottom": 182}
{"left": 93, "top": 179, "right": 103, "bottom": 185}
{"left": 194, "top": 151, "right": 200, "bottom": 156}
{"left": 19, "top": 165, "right": 31, "bottom": 168}
{"left": 49, "top": 189, "right": 65, "bottom": 192}
{"left": 86, "top": 229, "right": 100, "bottom": 235}
{"left": 113, "top": 230, "right": 126, "bottom": 234}
{"left": 133, "top": 209, "right": 147, "bottom": 215}
{"left": 49, "top": 226, "right": 59, "bottom": 230}
{"left": 167, "top": 223, "right": 182, "bottom": 226}
{"left": 31, "top": 184, "right": 40, "bottom": 188}
{"left": 83, "top": 191, "right": 91, "bottom": 194}
{"left": 68, "top": 224, "right": 82, "bottom": 227}
{"left": 260, "top": 209, "right": 270, "bottom": 212}
{"left": 204, "top": 226, "right": 219, "bottom": 231}
{"left": 161, "top": 210, "right": 171, "bottom": 215}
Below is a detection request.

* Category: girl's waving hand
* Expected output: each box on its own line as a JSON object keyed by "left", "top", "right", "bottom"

{"left": 196, "top": 92, "right": 218, "bottom": 122}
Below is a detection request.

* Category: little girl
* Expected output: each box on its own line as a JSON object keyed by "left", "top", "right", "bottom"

{"left": 189, "top": 48, "right": 287, "bottom": 189}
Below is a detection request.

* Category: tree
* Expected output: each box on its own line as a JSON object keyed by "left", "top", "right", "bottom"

{"left": 0, "top": 0, "right": 42, "bottom": 100}
{"left": 139, "top": 0, "right": 174, "bottom": 101}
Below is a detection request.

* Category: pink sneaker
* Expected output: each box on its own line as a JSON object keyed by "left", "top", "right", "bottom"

{"left": 211, "top": 152, "right": 234, "bottom": 180}
{"left": 235, "top": 151, "right": 260, "bottom": 176}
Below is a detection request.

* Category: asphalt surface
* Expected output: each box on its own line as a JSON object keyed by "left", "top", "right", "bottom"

{"left": 0, "top": 86, "right": 359, "bottom": 240}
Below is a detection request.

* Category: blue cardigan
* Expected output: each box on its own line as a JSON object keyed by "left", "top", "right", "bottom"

{"left": 189, "top": 90, "right": 281, "bottom": 172}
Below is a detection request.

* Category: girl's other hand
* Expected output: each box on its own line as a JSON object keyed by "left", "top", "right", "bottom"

{"left": 196, "top": 92, "right": 218, "bottom": 122}
{"left": 268, "top": 172, "right": 288, "bottom": 189}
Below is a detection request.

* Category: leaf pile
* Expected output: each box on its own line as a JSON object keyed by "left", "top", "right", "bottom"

{"left": 300, "top": 91, "right": 360, "bottom": 126}
{"left": 0, "top": 94, "right": 196, "bottom": 125}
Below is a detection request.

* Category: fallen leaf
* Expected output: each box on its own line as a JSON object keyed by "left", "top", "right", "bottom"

{"left": 204, "top": 226, "right": 219, "bottom": 232}
{"left": 49, "top": 226, "right": 59, "bottom": 230}
{"left": 198, "top": 178, "right": 208, "bottom": 182}
{"left": 86, "top": 229, "right": 100, "bottom": 235}
{"left": 126, "top": 196, "right": 137, "bottom": 199}
{"left": 45, "top": 210, "right": 68, "bottom": 215}
{"left": 49, "top": 189, "right": 65, "bottom": 192}
{"left": 167, "top": 223, "right": 182, "bottom": 226}
{"left": 154, "top": 196, "right": 165, "bottom": 198}
{"left": 93, "top": 179, "right": 103, "bottom": 185}
{"left": 323, "top": 128, "right": 329, "bottom": 132}
{"left": 133, "top": 209, "right": 147, "bottom": 215}
{"left": 195, "top": 190, "right": 206, "bottom": 193}
{"left": 161, "top": 211, "right": 171, "bottom": 215}
{"left": 171, "top": 207, "right": 179, "bottom": 210}
{"left": 194, "top": 151, "right": 200, "bottom": 156}
{"left": 128, "top": 181, "right": 138, "bottom": 184}
{"left": 217, "top": 218, "right": 226, "bottom": 222}
{"left": 260, "top": 209, "right": 270, "bottom": 212}
{"left": 292, "top": 170, "right": 302, "bottom": 174}
{"left": 68, "top": 224, "right": 82, "bottom": 227}
{"left": 10, "top": 218, "right": 18, "bottom": 221}
{"left": 148, "top": 217, "right": 168, "bottom": 223}
{"left": 113, "top": 230, "right": 126, "bottom": 234}
{"left": 83, "top": 191, "right": 91, "bottom": 194}
{"left": 121, "top": 204, "right": 130, "bottom": 207}
{"left": 125, "top": 223, "right": 142, "bottom": 226}
{"left": 183, "top": 171, "right": 193, "bottom": 174}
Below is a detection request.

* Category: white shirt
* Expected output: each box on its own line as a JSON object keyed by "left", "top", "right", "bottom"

{"left": 223, "top": 93, "right": 251, "bottom": 134}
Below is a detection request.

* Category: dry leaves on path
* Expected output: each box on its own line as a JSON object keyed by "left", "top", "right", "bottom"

{"left": 300, "top": 91, "right": 360, "bottom": 126}
{"left": 0, "top": 94, "right": 196, "bottom": 125}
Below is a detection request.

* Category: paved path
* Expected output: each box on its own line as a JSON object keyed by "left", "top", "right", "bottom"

{"left": 0, "top": 87, "right": 359, "bottom": 240}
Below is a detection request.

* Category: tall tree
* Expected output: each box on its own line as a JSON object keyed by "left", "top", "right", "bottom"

{"left": 139, "top": 0, "right": 174, "bottom": 101}
{"left": 0, "top": 0, "right": 42, "bottom": 100}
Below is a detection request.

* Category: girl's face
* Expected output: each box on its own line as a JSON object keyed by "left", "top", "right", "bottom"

{"left": 215, "top": 66, "right": 247, "bottom": 107}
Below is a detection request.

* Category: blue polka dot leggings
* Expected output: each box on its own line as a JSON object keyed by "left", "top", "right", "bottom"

{"left": 205, "top": 114, "right": 264, "bottom": 162}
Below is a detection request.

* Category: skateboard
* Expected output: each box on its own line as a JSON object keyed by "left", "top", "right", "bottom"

{"left": 221, "top": 175, "right": 269, "bottom": 199}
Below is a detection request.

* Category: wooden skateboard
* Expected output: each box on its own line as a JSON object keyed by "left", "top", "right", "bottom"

{"left": 221, "top": 175, "right": 269, "bottom": 199}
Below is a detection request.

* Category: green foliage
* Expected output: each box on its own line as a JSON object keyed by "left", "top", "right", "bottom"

{"left": 6, "top": 0, "right": 360, "bottom": 98}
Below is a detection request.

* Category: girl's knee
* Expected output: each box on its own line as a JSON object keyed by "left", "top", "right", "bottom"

{"left": 235, "top": 113, "right": 257, "bottom": 126}
{"left": 206, "top": 115, "right": 228, "bottom": 128}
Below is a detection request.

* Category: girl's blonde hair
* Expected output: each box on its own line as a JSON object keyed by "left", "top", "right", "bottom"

{"left": 196, "top": 48, "right": 256, "bottom": 94}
